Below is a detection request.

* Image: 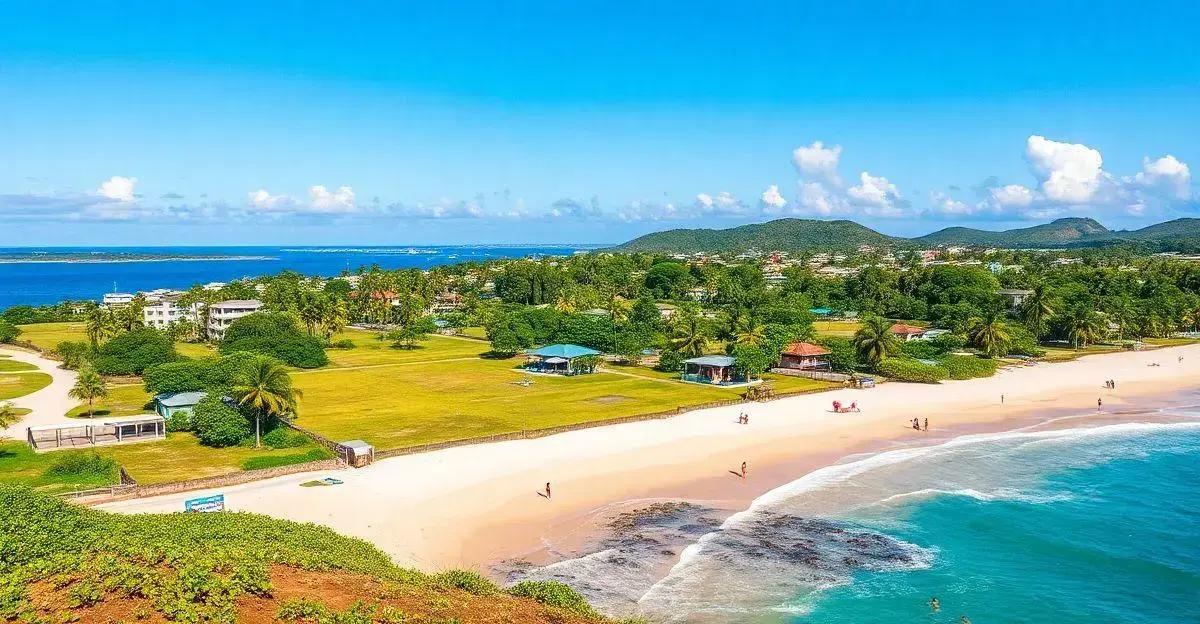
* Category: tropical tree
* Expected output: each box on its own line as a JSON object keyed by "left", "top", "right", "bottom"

{"left": 84, "top": 308, "right": 116, "bottom": 347}
{"left": 968, "top": 311, "right": 1011, "bottom": 358}
{"left": 322, "top": 299, "right": 349, "bottom": 341}
{"left": 0, "top": 402, "right": 20, "bottom": 440}
{"left": 852, "top": 315, "right": 900, "bottom": 369}
{"left": 734, "top": 322, "right": 767, "bottom": 348}
{"left": 69, "top": 363, "right": 108, "bottom": 417}
{"left": 1018, "top": 284, "right": 1055, "bottom": 339}
{"left": 232, "top": 358, "right": 302, "bottom": 448}
{"left": 298, "top": 291, "right": 329, "bottom": 337}
{"left": 670, "top": 307, "right": 710, "bottom": 357}
{"left": 1064, "top": 306, "right": 1105, "bottom": 349}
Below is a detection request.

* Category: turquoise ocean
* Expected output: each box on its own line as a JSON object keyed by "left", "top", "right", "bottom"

{"left": 505, "top": 406, "right": 1200, "bottom": 623}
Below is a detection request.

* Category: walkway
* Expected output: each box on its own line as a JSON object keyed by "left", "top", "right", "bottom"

{"left": 0, "top": 347, "right": 79, "bottom": 439}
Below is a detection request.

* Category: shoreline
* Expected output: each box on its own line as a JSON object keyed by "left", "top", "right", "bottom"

{"left": 100, "top": 343, "right": 1200, "bottom": 573}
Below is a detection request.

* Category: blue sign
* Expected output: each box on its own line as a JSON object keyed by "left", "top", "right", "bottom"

{"left": 184, "top": 494, "right": 225, "bottom": 513}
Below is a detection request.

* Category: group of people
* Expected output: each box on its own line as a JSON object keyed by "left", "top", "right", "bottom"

{"left": 1104, "top": 379, "right": 1117, "bottom": 389}
{"left": 737, "top": 412, "right": 750, "bottom": 425}
{"left": 831, "top": 400, "right": 859, "bottom": 413}
{"left": 928, "top": 597, "right": 970, "bottom": 623}
{"left": 911, "top": 417, "right": 928, "bottom": 431}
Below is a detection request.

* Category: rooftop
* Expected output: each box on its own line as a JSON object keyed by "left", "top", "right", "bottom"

{"left": 890, "top": 323, "right": 926, "bottom": 335}
{"left": 684, "top": 355, "right": 736, "bottom": 367}
{"left": 781, "top": 341, "right": 831, "bottom": 357}
{"left": 528, "top": 344, "right": 601, "bottom": 358}
{"left": 211, "top": 299, "right": 263, "bottom": 308}
{"left": 154, "top": 391, "right": 208, "bottom": 407}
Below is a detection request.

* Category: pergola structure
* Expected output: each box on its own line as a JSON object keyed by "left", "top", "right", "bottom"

{"left": 27, "top": 415, "right": 166, "bottom": 452}
{"left": 525, "top": 344, "right": 601, "bottom": 375}
{"left": 682, "top": 355, "right": 747, "bottom": 386}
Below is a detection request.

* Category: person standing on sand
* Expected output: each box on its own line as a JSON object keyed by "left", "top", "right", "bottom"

{"left": 741, "top": 461, "right": 747, "bottom": 478}
{"left": 1097, "top": 397, "right": 1103, "bottom": 411}
{"left": 545, "top": 482, "right": 552, "bottom": 499}
{"left": 1001, "top": 393, "right": 1005, "bottom": 404}
{"left": 923, "top": 418, "right": 928, "bottom": 431}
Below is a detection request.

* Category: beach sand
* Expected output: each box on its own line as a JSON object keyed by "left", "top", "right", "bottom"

{"left": 100, "top": 344, "right": 1200, "bottom": 573}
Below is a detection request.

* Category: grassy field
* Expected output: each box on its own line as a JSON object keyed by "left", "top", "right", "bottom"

{"left": 457, "top": 326, "right": 489, "bottom": 340}
{"left": 812, "top": 320, "right": 861, "bottom": 337}
{"left": 14, "top": 321, "right": 86, "bottom": 351}
{"left": 0, "top": 371, "right": 52, "bottom": 400}
{"left": 175, "top": 341, "right": 219, "bottom": 358}
{"left": 0, "top": 358, "right": 37, "bottom": 372}
{"left": 66, "top": 383, "right": 153, "bottom": 418}
{"left": 323, "top": 327, "right": 490, "bottom": 367}
{"left": 1041, "top": 344, "right": 1125, "bottom": 362}
{"left": 0, "top": 443, "right": 118, "bottom": 494}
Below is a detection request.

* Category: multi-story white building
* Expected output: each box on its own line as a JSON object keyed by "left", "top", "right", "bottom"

{"left": 142, "top": 295, "right": 200, "bottom": 330}
{"left": 206, "top": 299, "right": 264, "bottom": 340}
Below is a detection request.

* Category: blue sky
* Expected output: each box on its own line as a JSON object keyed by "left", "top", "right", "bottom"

{"left": 1, "top": 1, "right": 1198, "bottom": 245}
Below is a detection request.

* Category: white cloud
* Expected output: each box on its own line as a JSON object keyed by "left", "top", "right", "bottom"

{"left": 1133, "top": 155, "right": 1191, "bottom": 200}
{"left": 308, "top": 185, "right": 357, "bottom": 213}
{"left": 97, "top": 176, "right": 137, "bottom": 202}
{"left": 247, "top": 189, "right": 292, "bottom": 210}
{"left": 794, "top": 181, "right": 848, "bottom": 216}
{"left": 792, "top": 141, "right": 843, "bottom": 184}
{"left": 929, "top": 191, "right": 975, "bottom": 216}
{"left": 759, "top": 184, "right": 787, "bottom": 211}
{"left": 1025, "top": 135, "right": 1105, "bottom": 203}
{"left": 695, "top": 193, "right": 713, "bottom": 208}
{"left": 847, "top": 172, "right": 904, "bottom": 216}
{"left": 989, "top": 184, "right": 1035, "bottom": 208}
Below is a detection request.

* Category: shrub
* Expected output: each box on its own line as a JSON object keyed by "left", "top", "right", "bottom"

{"left": 818, "top": 337, "right": 857, "bottom": 373}
{"left": 435, "top": 570, "right": 498, "bottom": 595}
{"left": 330, "top": 338, "right": 356, "bottom": 349}
{"left": 144, "top": 360, "right": 215, "bottom": 395}
{"left": 940, "top": 355, "right": 999, "bottom": 380}
{"left": 261, "top": 427, "right": 310, "bottom": 449}
{"left": 165, "top": 410, "right": 192, "bottom": 432}
{"left": 192, "top": 396, "right": 250, "bottom": 447}
{"left": 241, "top": 448, "right": 329, "bottom": 471}
{"left": 55, "top": 341, "right": 93, "bottom": 370}
{"left": 507, "top": 581, "right": 595, "bottom": 616}
{"left": 656, "top": 349, "right": 685, "bottom": 372}
{"left": 42, "top": 453, "right": 118, "bottom": 481}
{"left": 877, "top": 358, "right": 948, "bottom": 384}
{"left": 0, "top": 319, "right": 18, "bottom": 343}
{"left": 92, "top": 328, "right": 178, "bottom": 375}
{"left": 220, "top": 313, "right": 328, "bottom": 369}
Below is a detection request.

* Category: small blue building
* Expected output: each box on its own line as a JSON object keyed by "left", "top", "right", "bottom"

{"left": 525, "top": 344, "right": 601, "bottom": 375}
{"left": 153, "top": 391, "right": 208, "bottom": 420}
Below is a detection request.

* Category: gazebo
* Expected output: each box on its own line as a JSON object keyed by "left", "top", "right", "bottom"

{"left": 778, "top": 341, "right": 831, "bottom": 371}
{"left": 525, "top": 344, "right": 601, "bottom": 375}
{"left": 681, "top": 355, "right": 745, "bottom": 386}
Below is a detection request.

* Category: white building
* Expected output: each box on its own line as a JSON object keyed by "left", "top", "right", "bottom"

{"left": 202, "top": 282, "right": 227, "bottom": 291}
{"left": 206, "top": 299, "right": 264, "bottom": 340}
{"left": 101, "top": 293, "right": 134, "bottom": 308}
{"left": 142, "top": 296, "right": 200, "bottom": 330}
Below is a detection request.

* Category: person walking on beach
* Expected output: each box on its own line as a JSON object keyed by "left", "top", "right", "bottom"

{"left": 1001, "top": 393, "right": 1005, "bottom": 404}
{"left": 1097, "top": 397, "right": 1103, "bottom": 411}
{"left": 545, "top": 482, "right": 552, "bottom": 499}
{"left": 923, "top": 418, "right": 928, "bottom": 431}
{"left": 740, "top": 461, "right": 747, "bottom": 478}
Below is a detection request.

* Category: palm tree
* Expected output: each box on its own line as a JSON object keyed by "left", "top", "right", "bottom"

{"left": 968, "top": 312, "right": 1011, "bottom": 358}
{"left": 671, "top": 309, "right": 710, "bottom": 357}
{"left": 853, "top": 316, "right": 900, "bottom": 369}
{"left": 734, "top": 322, "right": 767, "bottom": 348}
{"left": 1065, "top": 306, "right": 1105, "bottom": 349}
{"left": 84, "top": 308, "right": 115, "bottom": 347}
{"left": 0, "top": 402, "right": 20, "bottom": 440}
{"left": 298, "top": 292, "right": 328, "bottom": 337}
{"left": 232, "top": 358, "right": 302, "bottom": 448}
{"left": 1019, "top": 284, "right": 1055, "bottom": 339}
{"left": 69, "top": 363, "right": 108, "bottom": 417}
{"left": 322, "top": 299, "right": 349, "bottom": 341}
{"left": 607, "top": 295, "right": 631, "bottom": 324}
{"left": 1107, "top": 295, "right": 1135, "bottom": 340}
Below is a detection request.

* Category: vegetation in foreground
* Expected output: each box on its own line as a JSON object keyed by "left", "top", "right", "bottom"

{"left": 0, "top": 486, "right": 614, "bottom": 624}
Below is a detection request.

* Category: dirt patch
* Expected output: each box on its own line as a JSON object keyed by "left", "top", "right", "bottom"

{"left": 589, "top": 395, "right": 633, "bottom": 404}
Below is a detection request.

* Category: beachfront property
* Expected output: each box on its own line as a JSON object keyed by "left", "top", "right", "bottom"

{"left": 890, "top": 322, "right": 926, "bottom": 342}
{"left": 153, "top": 391, "right": 207, "bottom": 420}
{"left": 101, "top": 292, "right": 135, "bottom": 308}
{"left": 206, "top": 299, "right": 263, "bottom": 340}
{"left": 681, "top": 355, "right": 751, "bottom": 386}
{"left": 142, "top": 294, "right": 201, "bottom": 329}
{"left": 777, "top": 341, "right": 832, "bottom": 371}
{"left": 524, "top": 343, "right": 601, "bottom": 375}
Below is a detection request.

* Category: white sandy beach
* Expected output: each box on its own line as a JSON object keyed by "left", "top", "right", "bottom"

{"left": 100, "top": 344, "right": 1200, "bottom": 571}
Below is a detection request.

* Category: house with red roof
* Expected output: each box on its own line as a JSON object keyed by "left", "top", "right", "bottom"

{"left": 777, "top": 341, "right": 831, "bottom": 371}
{"left": 889, "top": 323, "right": 926, "bottom": 342}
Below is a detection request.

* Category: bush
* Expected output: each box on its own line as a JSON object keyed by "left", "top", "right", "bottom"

{"left": 261, "top": 427, "right": 310, "bottom": 449}
{"left": 940, "top": 355, "right": 998, "bottom": 380}
{"left": 435, "top": 570, "right": 498, "bottom": 595}
{"left": 144, "top": 360, "right": 216, "bottom": 395}
{"left": 165, "top": 410, "right": 192, "bottom": 433}
{"left": 192, "top": 396, "right": 251, "bottom": 447}
{"left": 656, "top": 349, "right": 685, "bottom": 372}
{"left": 92, "top": 328, "right": 178, "bottom": 375}
{"left": 507, "top": 581, "right": 595, "bottom": 616}
{"left": 240, "top": 448, "right": 329, "bottom": 471}
{"left": 55, "top": 341, "right": 93, "bottom": 370}
{"left": 817, "top": 337, "right": 857, "bottom": 372}
{"left": 330, "top": 338, "right": 356, "bottom": 349}
{"left": 0, "top": 319, "right": 18, "bottom": 343}
{"left": 42, "top": 453, "right": 118, "bottom": 480}
{"left": 878, "top": 358, "right": 948, "bottom": 383}
{"left": 220, "top": 313, "right": 327, "bottom": 369}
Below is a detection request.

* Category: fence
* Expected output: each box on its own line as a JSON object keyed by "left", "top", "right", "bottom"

{"left": 768, "top": 368, "right": 853, "bottom": 383}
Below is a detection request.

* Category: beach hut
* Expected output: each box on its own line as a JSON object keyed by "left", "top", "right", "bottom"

{"left": 778, "top": 342, "right": 831, "bottom": 371}
{"left": 681, "top": 355, "right": 745, "bottom": 385}
{"left": 153, "top": 391, "right": 207, "bottom": 420}
{"left": 339, "top": 439, "right": 375, "bottom": 467}
{"left": 525, "top": 344, "right": 601, "bottom": 375}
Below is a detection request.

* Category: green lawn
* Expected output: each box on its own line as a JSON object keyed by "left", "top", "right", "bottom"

{"left": 14, "top": 322, "right": 85, "bottom": 351}
{"left": 291, "top": 356, "right": 836, "bottom": 450}
{"left": 0, "top": 359, "right": 37, "bottom": 372}
{"left": 1041, "top": 344, "right": 1125, "bottom": 362}
{"left": 0, "top": 433, "right": 334, "bottom": 492}
{"left": 457, "top": 326, "right": 489, "bottom": 340}
{"left": 66, "top": 384, "right": 153, "bottom": 418}
{"left": 176, "top": 341, "right": 219, "bottom": 359}
{"left": 322, "top": 327, "right": 490, "bottom": 367}
{"left": 0, "top": 372, "right": 52, "bottom": 400}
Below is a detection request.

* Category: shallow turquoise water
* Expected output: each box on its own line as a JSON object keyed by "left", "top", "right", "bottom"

{"left": 800, "top": 424, "right": 1200, "bottom": 623}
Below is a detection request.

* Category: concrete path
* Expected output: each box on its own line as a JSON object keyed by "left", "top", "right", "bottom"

{"left": 0, "top": 347, "right": 78, "bottom": 439}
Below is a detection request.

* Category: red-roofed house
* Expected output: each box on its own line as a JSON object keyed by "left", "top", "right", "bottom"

{"left": 778, "top": 341, "right": 831, "bottom": 371}
{"left": 890, "top": 323, "right": 926, "bottom": 342}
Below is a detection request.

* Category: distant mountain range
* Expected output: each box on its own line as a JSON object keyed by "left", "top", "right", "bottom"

{"left": 611, "top": 217, "right": 1200, "bottom": 253}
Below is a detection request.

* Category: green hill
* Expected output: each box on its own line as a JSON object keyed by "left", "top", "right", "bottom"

{"left": 913, "top": 217, "right": 1113, "bottom": 247}
{"left": 612, "top": 218, "right": 902, "bottom": 253}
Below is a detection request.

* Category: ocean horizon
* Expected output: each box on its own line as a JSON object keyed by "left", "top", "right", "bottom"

{"left": 0, "top": 244, "right": 597, "bottom": 310}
